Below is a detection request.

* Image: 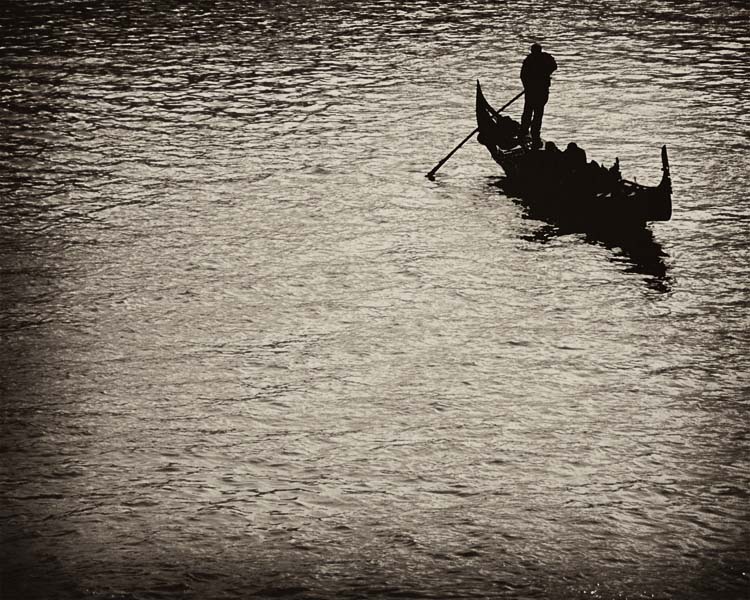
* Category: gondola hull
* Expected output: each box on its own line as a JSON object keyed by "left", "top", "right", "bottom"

{"left": 475, "top": 81, "right": 672, "bottom": 228}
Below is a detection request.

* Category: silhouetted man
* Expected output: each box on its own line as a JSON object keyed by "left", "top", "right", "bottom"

{"left": 520, "top": 43, "right": 557, "bottom": 147}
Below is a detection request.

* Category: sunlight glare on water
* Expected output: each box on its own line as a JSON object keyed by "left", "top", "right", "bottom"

{"left": 1, "top": 1, "right": 749, "bottom": 599}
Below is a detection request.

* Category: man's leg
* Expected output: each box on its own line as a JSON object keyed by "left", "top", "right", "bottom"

{"left": 530, "top": 102, "right": 545, "bottom": 142}
{"left": 520, "top": 98, "right": 533, "bottom": 135}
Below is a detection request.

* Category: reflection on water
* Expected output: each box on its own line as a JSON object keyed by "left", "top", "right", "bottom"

{"left": 522, "top": 220, "right": 673, "bottom": 294}
{"left": 1, "top": 1, "right": 749, "bottom": 599}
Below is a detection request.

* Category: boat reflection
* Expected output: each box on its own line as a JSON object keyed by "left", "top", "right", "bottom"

{"left": 487, "top": 174, "right": 674, "bottom": 293}
{"left": 521, "top": 218, "right": 673, "bottom": 294}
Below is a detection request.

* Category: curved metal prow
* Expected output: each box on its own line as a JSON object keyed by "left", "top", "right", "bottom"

{"left": 652, "top": 145, "right": 672, "bottom": 221}
{"left": 661, "top": 145, "right": 671, "bottom": 193}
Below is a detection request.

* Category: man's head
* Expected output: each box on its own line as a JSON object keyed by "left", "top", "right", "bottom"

{"left": 531, "top": 43, "right": 542, "bottom": 54}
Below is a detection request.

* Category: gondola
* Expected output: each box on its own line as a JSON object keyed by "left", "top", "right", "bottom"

{"left": 475, "top": 81, "right": 672, "bottom": 229}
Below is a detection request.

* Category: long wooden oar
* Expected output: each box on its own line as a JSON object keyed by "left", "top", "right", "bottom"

{"left": 426, "top": 89, "right": 524, "bottom": 180}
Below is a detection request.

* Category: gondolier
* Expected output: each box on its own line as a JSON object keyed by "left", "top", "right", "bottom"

{"left": 520, "top": 43, "right": 557, "bottom": 148}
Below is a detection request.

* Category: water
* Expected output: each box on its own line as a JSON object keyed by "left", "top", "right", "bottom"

{"left": 1, "top": 1, "right": 748, "bottom": 598}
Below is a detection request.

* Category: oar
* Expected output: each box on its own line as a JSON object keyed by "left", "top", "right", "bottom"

{"left": 426, "top": 89, "right": 524, "bottom": 180}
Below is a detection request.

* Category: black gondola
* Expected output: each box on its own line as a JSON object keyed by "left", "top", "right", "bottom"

{"left": 475, "top": 81, "right": 672, "bottom": 229}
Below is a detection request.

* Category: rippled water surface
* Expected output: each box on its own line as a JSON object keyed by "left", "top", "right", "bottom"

{"left": 1, "top": 1, "right": 749, "bottom": 599}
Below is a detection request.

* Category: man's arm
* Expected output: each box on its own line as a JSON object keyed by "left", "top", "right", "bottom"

{"left": 520, "top": 57, "right": 530, "bottom": 85}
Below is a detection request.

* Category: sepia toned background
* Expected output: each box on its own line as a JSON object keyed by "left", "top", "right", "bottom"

{"left": 1, "top": 1, "right": 748, "bottom": 598}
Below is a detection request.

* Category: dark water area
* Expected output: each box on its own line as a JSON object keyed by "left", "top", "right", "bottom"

{"left": 1, "top": 1, "right": 749, "bottom": 599}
